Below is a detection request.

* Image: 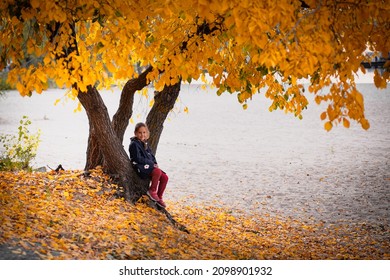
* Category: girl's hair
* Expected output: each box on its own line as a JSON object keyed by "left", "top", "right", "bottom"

{"left": 134, "top": 122, "right": 147, "bottom": 133}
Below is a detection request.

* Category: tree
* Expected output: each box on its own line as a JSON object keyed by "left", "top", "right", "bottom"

{"left": 1, "top": 0, "right": 389, "bottom": 201}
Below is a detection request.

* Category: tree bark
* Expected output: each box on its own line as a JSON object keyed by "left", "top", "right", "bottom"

{"left": 84, "top": 125, "right": 104, "bottom": 171}
{"left": 85, "top": 66, "right": 153, "bottom": 170}
{"left": 81, "top": 70, "right": 181, "bottom": 202}
{"left": 81, "top": 80, "right": 181, "bottom": 202}
{"left": 77, "top": 86, "right": 140, "bottom": 201}
{"left": 112, "top": 66, "right": 154, "bottom": 143}
{"left": 146, "top": 80, "right": 182, "bottom": 154}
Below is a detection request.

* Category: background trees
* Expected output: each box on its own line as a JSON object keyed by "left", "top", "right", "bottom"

{"left": 1, "top": 0, "right": 389, "bottom": 199}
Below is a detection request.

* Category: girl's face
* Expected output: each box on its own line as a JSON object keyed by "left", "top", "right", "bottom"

{"left": 135, "top": 126, "right": 148, "bottom": 142}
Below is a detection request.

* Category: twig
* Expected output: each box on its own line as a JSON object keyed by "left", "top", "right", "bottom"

{"left": 46, "top": 164, "right": 65, "bottom": 172}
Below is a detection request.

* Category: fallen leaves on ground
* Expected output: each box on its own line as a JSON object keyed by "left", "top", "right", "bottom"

{"left": 0, "top": 169, "right": 388, "bottom": 260}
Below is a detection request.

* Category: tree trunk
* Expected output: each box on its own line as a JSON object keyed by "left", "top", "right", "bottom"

{"left": 80, "top": 80, "right": 181, "bottom": 200}
{"left": 85, "top": 66, "right": 153, "bottom": 170}
{"left": 84, "top": 124, "right": 104, "bottom": 171}
{"left": 146, "top": 80, "right": 182, "bottom": 154}
{"left": 84, "top": 66, "right": 181, "bottom": 169}
{"left": 77, "top": 86, "right": 142, "bottom": 201}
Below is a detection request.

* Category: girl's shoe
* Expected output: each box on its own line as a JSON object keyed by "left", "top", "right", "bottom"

{"left": 156, "top": 199, "right": 166, "bottom": 208}
{"left": 147, "top": 190, "right": 159, "bottom": 202}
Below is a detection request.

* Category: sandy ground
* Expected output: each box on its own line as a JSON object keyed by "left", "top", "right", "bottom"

{"left": 0, "top": 81, "right": 389, "bottom": 226}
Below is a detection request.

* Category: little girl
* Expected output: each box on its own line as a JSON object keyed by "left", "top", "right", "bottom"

{"left": 129, "top": 122, "right": 168, "bottom": 208}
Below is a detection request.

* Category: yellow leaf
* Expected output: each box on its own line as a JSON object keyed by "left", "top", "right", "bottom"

{"left": 36, "top": 71, "right": 47, "bottom": 84}
{"left": 105, "top": 61, "right": 116, "bottom": 73}
{"left": 43, "top": 56, "right": 51, "bottom": 66}
{"left": 373, "top": 69, "right": 385, "bottom": 88}
{"left": 324, "top": 121, "right": 333, "bottom": 131}
{"left": 141, "top": 88, "right": 148, "bottom": 97}
{"left": 343, "top": 118, "right": 350, "bottom": 128}
{"left": 63, "top": 191, "right": 71, "bottom": 200}
{"left": 31, "top": 0, "right": 40, "bottom": 9}
{"left": 73, "top": 102, "right": 82, "bottom": 113}
{"left": 361, "top": 119, "right": 370, "bottom": 130}
{"left": 320, "top": 112, "right": 327, "bottom": 120}
{"left": 355, "top": 91, "right": 364, "bottom": 108}
{"left": 16, "top": 83, "right": 27, "bottom": 96}
{"left": 11, "top": 16, "right": 20, "bottom": 25}
{"left": 119, "top": 235, "right": 128, "bottom": 242}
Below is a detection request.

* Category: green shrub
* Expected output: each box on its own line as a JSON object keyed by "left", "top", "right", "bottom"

{"left": 0, "top": 116, "right": 41, "bottom": 171}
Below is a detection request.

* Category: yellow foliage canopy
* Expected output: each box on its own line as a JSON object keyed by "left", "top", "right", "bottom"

{"left": 0, "top": 0, "right": 389, "bottom": 130}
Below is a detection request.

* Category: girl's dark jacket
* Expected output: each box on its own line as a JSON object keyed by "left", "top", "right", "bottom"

{"left": 129, "top": 137, "right": 157, "bottom": 179}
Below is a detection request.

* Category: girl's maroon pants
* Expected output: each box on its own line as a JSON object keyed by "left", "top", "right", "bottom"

{"left": 149, "top": 167, "right": 168, "bottom": 199}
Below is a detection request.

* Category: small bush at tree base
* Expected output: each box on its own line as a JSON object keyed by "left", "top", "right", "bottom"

{"left": 0, "top": 116, "right": 41, "bottom": 171}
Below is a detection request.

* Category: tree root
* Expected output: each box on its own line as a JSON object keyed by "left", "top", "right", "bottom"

{"left": 143, "top": 197, "right": 190, "bottom": 234}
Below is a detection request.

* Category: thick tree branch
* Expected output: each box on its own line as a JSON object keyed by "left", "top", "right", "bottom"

{"left": 146, "top": 80, "right": 182, "bottom": 154}
{"left": 112, "top": 66, "right": 154, "bottom": 143}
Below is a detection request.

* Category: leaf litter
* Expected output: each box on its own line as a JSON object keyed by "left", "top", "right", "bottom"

{"left": 0, "top": 168, "right": 388, "bottom": 260}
